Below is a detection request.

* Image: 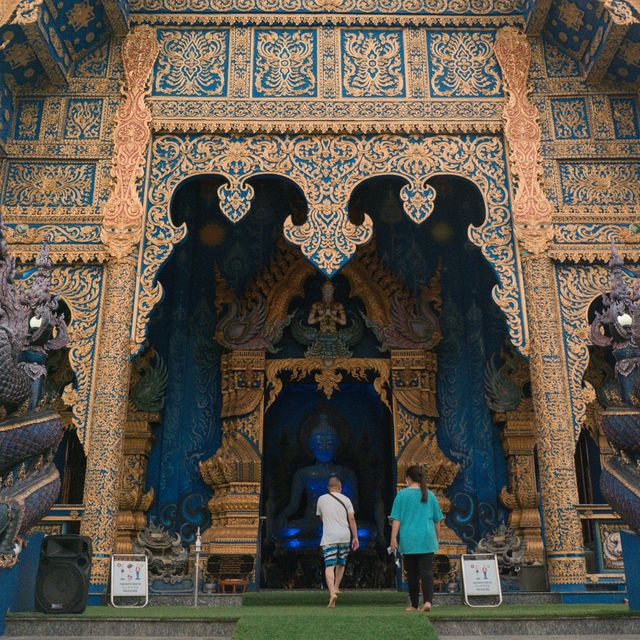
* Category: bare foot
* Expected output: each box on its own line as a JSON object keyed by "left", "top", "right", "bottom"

{"left": 328, "top": 594, "right": 337, "bottom": 608}
{"left": 405, "top": 606, "right": 417, "bottom": 612}
{"left": 421, "top": 602, "right": 432, "bottom": 613}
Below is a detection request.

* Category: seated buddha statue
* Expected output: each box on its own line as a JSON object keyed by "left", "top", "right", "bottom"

{"left": 276, "top": 414, "right": 378, "bottom": 549}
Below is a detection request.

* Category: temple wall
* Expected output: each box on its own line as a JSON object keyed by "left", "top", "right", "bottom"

{"left": 0, "top": 0, "right": 638, "bottom": 591}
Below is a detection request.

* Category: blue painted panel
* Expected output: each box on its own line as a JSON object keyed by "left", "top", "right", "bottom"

{"left": 253, "top": 29, "right": 318, "bottom": 98}
{"left": 607, "top": 24, "right": 640, "bottom": 85}
{"left": 426, "top": 30, "right": 502, "bottom": 98}
{"left": 53, "top": 0, "right": 109, "bottom": 60}
{"left": 341, "top": 29, "right": 405, "bottom": 98}
{"left": 154, "top": 29, "right": 230, "bottom": 97}
{"left": 544, "top": 0, "right": 609, "bottom": 64}
{"left": 0, "top": 27, "right": 46, "bottom": 84}
{"left": 0, "top": 77, "right": 14, "bottom": 146}
{"left": 14, "top": 99, "right": 44, "bottom": 141}
{"left": 3, "top": 161, "right": 96, "bottom": 207}
{"left": 610, "top": 96, "right": 640, "bottom": 139}
{"left": 550, "top": 97, "right": 590, "bottom": 139}
{"left": 543, "top": 38, "right": 582, "bottom": 76}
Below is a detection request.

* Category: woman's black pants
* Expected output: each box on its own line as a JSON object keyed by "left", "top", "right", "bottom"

{"left": 404, "top": 553, "right": 434, "bottom": 608}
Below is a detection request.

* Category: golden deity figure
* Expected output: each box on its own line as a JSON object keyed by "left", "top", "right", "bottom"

{"left": 307, "top": 281, "right": 347, "bottom": 336}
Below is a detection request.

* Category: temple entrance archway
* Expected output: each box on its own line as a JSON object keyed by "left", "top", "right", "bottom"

{"left": 134, "top": 132, "right": 529, "bottom": 589}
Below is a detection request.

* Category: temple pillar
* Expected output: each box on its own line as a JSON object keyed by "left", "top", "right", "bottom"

{"left": 80, "top": 259, "right": 137, "bottom": 587}
{"left": 200, "top": 350, "right": 265, "bottom": 557}
{"left": 497, "top": 406, "right": 545, "bottom": 564}
{"left": 495, "top": 28, "right": 586, "bottom": 587}
{"left": 390, "top": 350, "right": 464, "bottom": 560}
{"left": 79, "top": 26, "right": 158, "bottom": 590}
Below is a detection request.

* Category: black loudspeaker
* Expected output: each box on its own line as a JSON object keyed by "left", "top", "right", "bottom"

{"left": 35, "top": 535, "right": 92, "bottom": 614}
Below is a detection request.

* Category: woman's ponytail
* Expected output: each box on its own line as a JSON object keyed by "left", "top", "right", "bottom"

{"left": 406, "top": 465, "right": 429, "bottom": 503}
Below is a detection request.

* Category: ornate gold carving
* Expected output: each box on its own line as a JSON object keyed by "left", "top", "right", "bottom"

{"left": 201, "top": 351, "right": 265, "bottom": 555}
{"left": 342, "top": 30, "right": 404, "bottom": 97}
{"left": 137, "top": 133, "right": 525, "bottom": 354}
{"left": 265, "top": 357, "right": 390, "bottom": 409}
{"left": 556, "top": 264, "right": 610, "bottom": 440}
{"left": 494, "top": 28, "right": 553, "bottom": 255}
{"left": 497, "top": 408, "right": 545, "bottom": 564}
{"left": 131, "top": 0, "right": 522, "bottom": 14}
{"left": 254, "top": 29, "right": 317, "bottom": 97}
{"left": 520, "top": 255, "right": 586, "bottom": 585}
{"left": 115, "top": 350, "right": 164, "bottom": 554}
{"left": 101, "top": 26, "right": 158, "bottom": 261}
{"left": 79, "top": 258, "right": 137, "bottom": 586}
{"left": 154, "top": 29, "right": 228, "bottom": 97}
{"left": 392, "top": 354, "right": 463, "bottom": 555}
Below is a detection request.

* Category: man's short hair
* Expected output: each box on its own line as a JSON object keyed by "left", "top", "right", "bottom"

{"left": 328, "top": 476, "right": 342, "bottom": 489}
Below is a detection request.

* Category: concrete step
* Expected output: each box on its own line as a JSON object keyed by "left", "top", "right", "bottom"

{"left": 433, "top": 592, "right": 562, "bottom": 605}
{"left": 431, "top": 617, "right": 640, "bottom": 636}
{"left": 148, "top": 594, "right": 242, "bottom": 607}
{"left": 440, "top": 636, "right": 640, "bottom": 640}
{"left": 4, "top": 617, "right": 237, "bottom": 638}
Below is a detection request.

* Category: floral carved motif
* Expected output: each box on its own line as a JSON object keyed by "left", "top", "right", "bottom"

{"left": 558, "top": 161, "right": 640, "bottom": 207}
{"left": 64, "top": 99, "right": 103, "bottom": 139}
{"left": 49, "top": 265, "right": 104, "bottom": 452}
{"left": 131, "top": 0, "right": 521, "bottom": 14}
{"left": 3, "top": 162, "right": 95, "bottom": 207}
{"left": 154, "top": 29, "right": 228, "bottom": 97}
{"left": 101, "top": 26, "right": 159, "bottom": 261}
{"left": 341, "top": 30, "right": 405, "bottom": 97}
{"left": 427, "top": 31, "right": 502, "bottom": 98}
{"left": 253, "top": 29, "right": 317, "bottom": 97}
{"left": 556, "top": 264, "right": 615, "bottom": 440}
{"left": 494, "top": 28, "right": 553, "bottom": 255}
{"left": 550, "top": 98, "right": 589, "bottom": 140}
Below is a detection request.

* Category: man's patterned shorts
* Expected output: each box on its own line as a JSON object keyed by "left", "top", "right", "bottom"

{"left": 322, "top": 543, "right": 350, "bottom": 567}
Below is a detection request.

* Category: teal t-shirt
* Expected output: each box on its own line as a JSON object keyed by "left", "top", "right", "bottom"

{"left": 390, "top": 488, "right": 444, "bottom": 555}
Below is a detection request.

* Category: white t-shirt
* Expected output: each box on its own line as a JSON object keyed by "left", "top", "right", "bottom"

{"left": 316, "top": 492, "right": 354, "bottom": 547}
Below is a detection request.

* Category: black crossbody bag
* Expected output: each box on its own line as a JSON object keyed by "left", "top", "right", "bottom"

{"left": 329, "top": 492, "right": 352, "bottom": 545}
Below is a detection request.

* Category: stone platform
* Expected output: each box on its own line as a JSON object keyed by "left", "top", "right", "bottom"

{"left": 431, "top": 617, "right": 640, "bottom": 637}
{"left": 4, "top": 616, "right": 238, "bottom": 640}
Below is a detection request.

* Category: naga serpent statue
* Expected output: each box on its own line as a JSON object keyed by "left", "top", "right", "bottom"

{"left": 0, "top": 215, "right": 68, "bottom": 567}
{"left": 590, "top": 245, "right": 640, "bottom": 533}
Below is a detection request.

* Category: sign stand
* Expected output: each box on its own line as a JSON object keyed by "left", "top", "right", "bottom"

{"left": 110, "top": 554, "right": 149, "bottom": 608}
{"left": 461, "top": 553, "right": 502, "bottom": 607}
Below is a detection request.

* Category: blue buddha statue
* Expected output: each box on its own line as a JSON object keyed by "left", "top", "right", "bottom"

{"left": 276, "top": 414, "right": 358, "bottom": 548}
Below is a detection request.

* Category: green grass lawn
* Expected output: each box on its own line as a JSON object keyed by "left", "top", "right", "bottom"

{"left": 9, "top": 592, "right": 636, "bottom": 640}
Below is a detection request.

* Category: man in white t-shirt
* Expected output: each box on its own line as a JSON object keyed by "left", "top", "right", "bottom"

{"left": 316, "top": 476, "right": 359, "bottom": 608}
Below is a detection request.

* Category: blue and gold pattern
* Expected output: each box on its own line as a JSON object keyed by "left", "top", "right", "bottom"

{"left": 610, "top": 97, "right": 640, "bottom": 139}
{"left": 607, "top": 24, "right": 640, "bottom": 84}
{"left": 341, "top": 30, "right": 405, "bottom": 98}
{"left": 559, "top": 161, "right": 640, "bottom": 207}
{"left": 427, "top": 31, "right": 502, "bottom": 98}
{"left": 64, "top": 98, "right": 103, "bottom": 139}
{"left": 129, "top": 0, "right": 522, "bottom": 14}
{"left": 3, "top": 161, "right": 96, "bottom": 207}
{"left": 154, "top": 29, "right": 229, "bottom": 97}
{"left": 14, "top": 99, "right": 43, "bottom": 141}
{"left": 134, "top": 133, "right": 525, "bottom": 356}
{"left": 550, "top": 97, "right": 590, "bottom": 139}
{"left": 253, "top": 29, "right": 317, "bottom": 98}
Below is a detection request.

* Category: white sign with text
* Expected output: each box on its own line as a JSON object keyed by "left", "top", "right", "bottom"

{"left": 111, "top": 555, "right": 148, "bottom": 603}
{"left": 461, "top": 553, "right": 502, "bottom": 607}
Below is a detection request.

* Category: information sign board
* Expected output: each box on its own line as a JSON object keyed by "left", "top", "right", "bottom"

{"left": 461, "top": 553, "right": 502, "bottom": 607}
{"left": 110, "top": 554, "right": 149, "bottom": 607}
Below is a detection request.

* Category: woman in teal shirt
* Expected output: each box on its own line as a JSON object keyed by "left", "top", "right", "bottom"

{"left": 390, "top": 465, "right": 444, "bottom": 612}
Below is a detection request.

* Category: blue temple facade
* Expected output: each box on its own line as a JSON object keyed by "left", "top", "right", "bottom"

{"left": 0, "top": 0, "right": 639, "bottom": 605}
